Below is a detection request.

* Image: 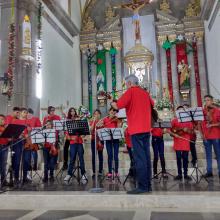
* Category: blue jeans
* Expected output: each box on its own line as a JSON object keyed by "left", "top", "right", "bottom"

{"left": 91, "top": 140, "right": 103, "bottom": 173}
{"left": 68, "top": 144, "right": 86, "bottom": 176}
{"left": 152, "top": 136, "right": 166, "bottom": 174}
{"left": 203, "top": 139, "right": 220, "bottom": 175}
{"left": 105, "top": 139, "right": 119, "bottom": 174}
{"left": 176, "top": 151, "right": 189, "bottom": 177}
{"left": 12, "top": 140, "right": 23, "bottom": 180}
{"left": 31, "top": 150, "right": 38, "bottom": 170}
{"left": 23, "top": 149, "right": 32, "bottom": 180}
{"left": 131, "top": 133, "right": 151, "bottom": 191}
{"left": 0, "top": 145, "right": 8, "bottom": 182}
{"left": 43, "top": 148, "right": 56, "bottom": 178}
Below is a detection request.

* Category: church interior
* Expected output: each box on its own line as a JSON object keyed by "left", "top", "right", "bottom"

{"left": 0, "top": 0, "right": 220, "bottom": 219}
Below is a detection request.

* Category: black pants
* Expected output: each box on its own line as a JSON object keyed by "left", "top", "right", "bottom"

{"left": 63, "top": 140, "right": 70, "bottom": 165}
{"left": 190, "top": 142, "right": 197, "bottom": 164}
{"left": 176, "top": 150, "right": 189, "bottom": 177}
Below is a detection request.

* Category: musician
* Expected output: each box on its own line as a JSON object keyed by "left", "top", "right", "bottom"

{"left": 111, "top": 74, "right": 154, "bottom": 194}
{"left": 170, "top": 106, "right": 193, "bottom": 181}
{"left": 89, "top": 109, "right": 103, "bottom": 177}
{"left": 151, "top": 128, "right": 168, "bottom": 179}
{"left": 43, "top": 106, "right": 61, "bottom": 125}
{"left": 5, "top": 107, "right": 20, "bottom": 124}
{"left": 183, "top": 104, "right": 198, "bottom": 167}
{"left": 62, "top": 107, "right": 78, "bottom": 170}
{"left": 43, "top": 120, "right": 58, "bottom": 182}
{"left": 0, "top": 114, "right": 10, "bottom": 187}
{"left": 27, "top": 108, "right": 42, "bottom": 171}
{"left": 201, "top": 95, "right": 220, "bottom": 178}
{"left": 64, "top": 120, "right": 87, "bottom": 184}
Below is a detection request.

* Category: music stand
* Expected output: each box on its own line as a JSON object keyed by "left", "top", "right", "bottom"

{"left": 0, "top": 124, "right": 26, "bottom": 187}
{"left": 176, "top": 107, "right": 208, "bottom": 184}
{"left": 65, "top": 120, "right": 90, "bottom": 185}
{"left": 97, "top": 128, "right": 124, "bottom": 183}
{"left": 53, "top": 120, "right": 67, "bottom": 131}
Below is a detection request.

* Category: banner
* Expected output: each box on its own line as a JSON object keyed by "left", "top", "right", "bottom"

{"left": 110, "top": 47, "right": 117, "bottom": 99}
{"left": 87, "top": 50, "right": 93, "bottom": 113}
{"left": 166, "top": 49, "right": 174, "bottom": 104}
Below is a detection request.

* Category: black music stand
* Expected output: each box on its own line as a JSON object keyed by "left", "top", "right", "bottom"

{"left": 0, "top": 124, "right": 26, "bottom": 187}
{"left": 97, "top": 128, "right": 124, "bottom": 183}
{"left": 176, "top": 108, "right": 208, "bottom": 184}
{"left": 65, "top": 120, "right": 90, "bottom": 185}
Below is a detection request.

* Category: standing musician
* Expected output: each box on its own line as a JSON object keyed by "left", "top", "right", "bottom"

{"left": 64, "top": 112, "right": 87, "bottom": 184}
{"left": 151, "top": 128, "right": 168, "bottom": 179}
{"left": 5, "top": 107, "right": 20, "bottom": 124}
{"left": 62, "top": 107, "right": 78, "bottom": 170}
{"left": 43, "top": 106, "right": 61, "bottom": 125}
{"left": 170, "top": 106, "right": 194, "bottom": 181}
{"left": 89, "top": 109, "right": 104, "bottom": 178}
{"left": 0, "top": 114, "right": 10, "bottom": 187}
{"left": 42, "top": 120, "right": 58, "bottom": 182}
{"left": 201, "top": 95, "right": 220, "bottom": 178}
{"left": 27, "top": 108, "right": 42, "bottom": 171}
{"left": 111, "top": 74, "right": 154, "bottom": 194}
{"left": 99, "top": 107, "right": 122, "bottom": 180}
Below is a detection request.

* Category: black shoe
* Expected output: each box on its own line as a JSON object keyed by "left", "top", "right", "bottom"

{"left": 191, "top": 160, "right": 197, "bottom": 167}
{"left": 23, "top": 178, "right": 32, "bottom": 184}
{"left": 127, "top": 188, "right": 151, "bottom": 194}
{"left": 62, "top": 163, "right": 68, "bottom": 171}
{"left": 1, "top": 181, "right": 10, "bottom": 187}
{"left": 202, "top": 173, "right": 213, "bottom": 178}
{"left": 153, "top": 174, "right": 158, "bottom": 179}
{"left": 92, "top": 173, "right": 95, "bottom": 178}
{"left": 42, "top": 177, "right": 48, "bottom": 183}
{"left": 174, "top": 175, "right": 183, "bottom": 181}
{"left": 49, "top": 176, "right": 55, "bottom": 182}
{"left": 184, "top": 175, "right": 192, "bottom": 181}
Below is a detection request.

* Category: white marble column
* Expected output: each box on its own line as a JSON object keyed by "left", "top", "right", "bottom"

{"left": 160, "top": 47, "right": 168, "bottom": 92}
{"left": 171, "top": 46, "right": 180, "bottom": 107}
{"left": 82, "top": 53, "right": 88, "bottom": 107}
{"left": 188, "top": 49, "right": 197, "bottom": 107}
{"left": 91, "top": 59, "right": 97, "bottom": 111}
{"left": 116, "top": 49, "right": 122, "bottom": 92}
{"left": 106, "top": 51, "right": 112, "bottom": 110}
{"left": 197, "top": 40, "right": 208, "bottom": 99}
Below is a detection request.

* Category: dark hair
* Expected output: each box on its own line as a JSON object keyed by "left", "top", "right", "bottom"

{"left": 93, "top": 109, "right": 101, "bottom": 115}
{"left": 204, "top": 95, "right": 214, "bottom": 100}
{"left": 47, "top": 106, "right": 55, "bottom": 114}
{"left": 28, "top": 108, "right": 34, "bottom": 114}
{"left": 13, "top": 107, "right": 20, "bottom": 111}
{"left": 67, "top": 107, "right": 78, "bottom": 119}
{"left": 0, "top": 114, "right": 5, "bottom": 118}
{"left": 183, "top": 104, "right": 190, "bottom": 108}
{"left": 20, "top": 107, "right": 28, "bottom": 112}
{"left": 176, "top": 105, "right": 184, "bottom": 110}
{"left": 46, "top": 120, "right": 53, "bottom": 127}
{"left": 109, "top": 107, "right": 119, "bottom": 113}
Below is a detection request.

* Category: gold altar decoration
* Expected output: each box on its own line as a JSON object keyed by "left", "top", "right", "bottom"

{"left": 105, "top": 5, "right": 115, "bottom": 23}
{"left": 185, "top": 0, "right": 201, "bottom": 18}
{"left": 82, "top": 16, "right": 96, "bottom": 31}
{"left": 159, "top": 0, "right": 171, "bottom": 14}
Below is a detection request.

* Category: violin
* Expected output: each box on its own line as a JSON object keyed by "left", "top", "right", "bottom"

{"left": 50, "top": 144, "right": 58, "bottom": 156}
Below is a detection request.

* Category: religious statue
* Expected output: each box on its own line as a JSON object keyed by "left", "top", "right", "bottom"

{"left": 159, "top": 0, "right": 171, "bottom": 14}
{"left": 185, "top": 3, "right": 196, "bottom": 17}
{"left": 178, "top": 60, "right": 191, "bottom": 88}
{"left": 114, "top": 0, "right": 151, "bottom": 43}
{"left": 82, "top": 16, "right": 96, "bottom": 31}
{"left": 105, "top": 5, "right": 115, "bottom": 23}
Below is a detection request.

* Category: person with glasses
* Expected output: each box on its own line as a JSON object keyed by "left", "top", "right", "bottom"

{"left": 43, "top": 106, "right": 61, "bottom": 125}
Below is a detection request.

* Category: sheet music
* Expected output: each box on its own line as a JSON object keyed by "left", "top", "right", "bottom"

{"left": 66, "top": 120, "right": 90, "bottom": 135}
{"left": 117, "top": 108, "right": 127, "bottom": 119}
{"left": 53, "top": 119, "right": 67, "bottom": 131}
{"left": 153, "top": 121, "right": 172, "bottom": 128}
{"left": 31, "top": 128, "right": 56, "bottom": 144}
{"left": 176, "top": 107, "right": 204, "bottom": 123}
{"left": 97, "top": 128, "right": 124, "bottom": 141}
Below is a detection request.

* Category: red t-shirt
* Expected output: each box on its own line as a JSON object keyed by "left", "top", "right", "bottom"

{"left": 124, "top": 128, "right": 132, "bottom": 148}
{"left": 151, "top": 128, "right": 163, "bottom": 137}
{"left": 103, "top": 117, "right": 118, "bottom": 128}
{"left": 117, "top": 86, "right": 154, "bottom": 135}
{"left": 43, "top": 114, "right": 61, "bottom": 125}
{"left": 89, "top": 120, "right": 99, "bottom": 140}
{"left": 171, "top": 118, "right": 193, "bottom": 151}
{"left": 5, "top": 115, "right": 17, "bottom": 124}
{"left": 69, "top": 135, "right": 83, "bottom": 145}
{"left": 202, "top": 107, "right": 220, "bottom": 139}
{"left": 0, "top": 126, "right": 9, "bottom": 145}
{"left": 28, "top": 117, "right": 42, "bottom": 128}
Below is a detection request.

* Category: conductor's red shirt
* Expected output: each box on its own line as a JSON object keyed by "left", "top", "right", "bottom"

{"left": 124, "top": 128, "right": 132, "bottom": 148}
{"left": 117, "top": 86, "right": 154, "bottom": 135}
{"left": 171, "top": 118, "right": 193, "bottom": 151}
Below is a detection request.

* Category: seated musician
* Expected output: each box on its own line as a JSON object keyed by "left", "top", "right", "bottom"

{"left": 151, "top": 127, "right": 168, "bottom": 179}
{"left": 170, "top": 106, "right": 194, "bottom": 181}
{"left": 43, "top": 120, "right": 58, "bottom": 183}
{"left": 64, "top": 117, "right": 87, "bottom": 184}
{"left": 99, "top": 107, "right": 122, "bottom": 180}
{"left": 0, "top": 114, "right": 10, "bottom": 187}
{"left": 89, "top": 109, "right": 104, "bottom": 178}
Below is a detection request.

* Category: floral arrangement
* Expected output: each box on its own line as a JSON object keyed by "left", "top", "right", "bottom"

{"left": 155, "top": 96, "right": 172, "bottom": 111}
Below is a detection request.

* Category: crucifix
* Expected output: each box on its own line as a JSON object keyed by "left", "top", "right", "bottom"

{"left": 114, "top": 0, "right": 152, "bottom": 43}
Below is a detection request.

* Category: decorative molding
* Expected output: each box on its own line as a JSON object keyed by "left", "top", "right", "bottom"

{"left": 208, "top": 1, "right": 220, "bottom": 31}
{"left": 42, "top": 0, "right": 79, "bottom": 37}
{"left": 201, "top": 0, "right": 216, "bottom": 20}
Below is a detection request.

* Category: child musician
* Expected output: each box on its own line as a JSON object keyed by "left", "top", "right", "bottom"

{"left": 151, "top": 128, "right": 168, "bottom": 179}
{"left": 43, "top": 120, "right": 58, "bottom": 182}
{"left": 64, "top": 117, "right": 87, "bottom": 184}
{"left": 101, "top": 107, "right": 122, "bottom": 179}
{"left": 43, "top": 106, "right": 61, "bottom": 125}
{"left": 0, "top": 115, "right": 10, "bottom": 187}
{"left": 170, "top": 106, "right": 193, "bottom": 181}
{"left": 89, "top": 109, "right": 104, "bottom": 177}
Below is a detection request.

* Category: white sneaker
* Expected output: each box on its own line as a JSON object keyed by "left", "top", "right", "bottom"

{"left": 81, "top": 174, "right": 88, "bottom": 184}
{"left": 64, "top": 175, "right": 71, "bottom": 182}
{"left": 27, "top": 173, "right": 32, "bottom": 181}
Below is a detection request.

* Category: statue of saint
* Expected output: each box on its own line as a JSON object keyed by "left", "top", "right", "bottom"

{"left": 114, "top": 0, "right": 151, "bottom": 42}
{"left": 178, "top": 60, "right": 190, "bottom": 88}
